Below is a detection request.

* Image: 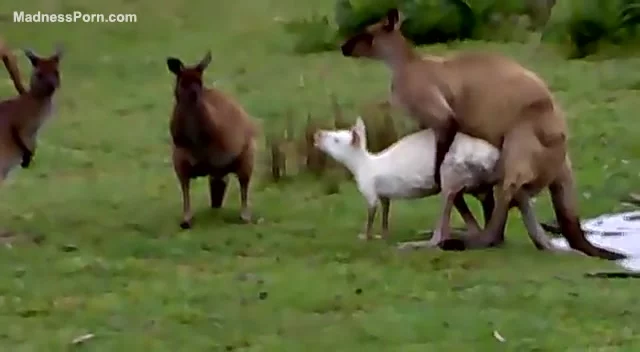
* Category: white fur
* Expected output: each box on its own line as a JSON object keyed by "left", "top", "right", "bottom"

{"left": 314, "top": 117, "right": 500, "bottom": 208}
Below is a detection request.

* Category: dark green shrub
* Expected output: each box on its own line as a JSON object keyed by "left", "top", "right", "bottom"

{"left": 621, "top": 0, "right": 640, "bottom": 32}
{"left": 401, "top": 0, "right": 475, "bottom": 44}
{"left": 334, "top": 0, "right": 535, "bottom": 45}
{"left": 335, "top": 0, "right": 400, "bottom": 37}
{"left": 544, "top": 0, "right": 640, "bottom": 58}
{"left": 282, "top": 0, "right": 561, "bottom": 55}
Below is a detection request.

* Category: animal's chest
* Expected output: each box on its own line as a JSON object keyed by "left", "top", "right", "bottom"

{"left": 188, "top": 150, "right": 239, "bottom": 179}
{"left": 206, "top": 148, "right": 237, "bottom": 168}
{"left": 172, "top": 117, "right": 209, "bottom": 149}
{"left": 30, "top": 101, "right": 55, "bottom": 136}
{"left": 389, "top": 82, "right": 421, "bottom": 118}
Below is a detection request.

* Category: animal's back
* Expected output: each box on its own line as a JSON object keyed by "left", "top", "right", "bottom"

{"left": 370, "top": 130, "right": 437, "bottom": 198}
{"left": 370, "top": 129, "right": 499, "bottom": 199}
{"left": 442, "top": 51, "right": 562, "bottom": 148}
{"left": 441, "top": 133, "right": 500, "bottom": 189}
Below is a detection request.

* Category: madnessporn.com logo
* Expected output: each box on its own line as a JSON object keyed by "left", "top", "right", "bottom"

{"left": 13, "top": 11, "right": 137, "bottom": 23}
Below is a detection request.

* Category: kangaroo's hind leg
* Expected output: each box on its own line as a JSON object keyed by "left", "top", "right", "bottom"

{"left": 208, "top": 176, "right": 228, "bottom": 208}
{"left": 514, "top": 192, "right": 557, "bottom": 251}
{"left": 398, "top": 173, "right": 469, "bottom": 250}
{"left": 173, "top": 149, "right": 194, "bottom": 229}
{"left": 235, "top": 142, "right": 256, "bottom": 223}
{"left": 439, "top": 122, "right": 540, "bottom": 251}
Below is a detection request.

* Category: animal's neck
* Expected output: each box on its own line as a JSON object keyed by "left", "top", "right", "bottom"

{"left": 23, "top": 93, "right": 54, "bottom": 122}
{"left": 380, "top": 35, "right": 419, "bottom": 71}
{"left": 340, "top": 149, "right": 373, "bottom": 178}
{"left": 26, "top": 90, "right": 54, "bottom": 104}
{"left": 176, "top": 99, "right": 205, "bottom": 115}
{"left": 14, "top": 93, "right": 55, "bottom": 136}
{"left": 27, "top": 85, "right": 57, "bottom": 100}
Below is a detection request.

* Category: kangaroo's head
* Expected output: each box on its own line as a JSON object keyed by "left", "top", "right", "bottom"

{"left": 340, "top": 8, "right": 406, "bottom": 60}
{"left": 24, "top": 44, "right": 64, "bottom": 97}
{"left": 166, "top": 51, "right": 212, "bottom": 104}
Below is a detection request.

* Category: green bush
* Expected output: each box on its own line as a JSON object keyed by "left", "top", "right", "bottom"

{"left": 282, "top": 0, "right": 548, "bottom": 55}
{"left": 282, "top": 0, "right": 638, "bottom": 59}
{"left": 543, "top": 0, "right": 640, "bottom": 59}
{"left": 335, "top": 0, "right": 399, "bottom": 37}
{"left": 334, "top": 0, "right": 533, "bottom": 44}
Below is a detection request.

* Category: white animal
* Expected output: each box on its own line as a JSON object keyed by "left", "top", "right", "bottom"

{"left": 314, "top": 117, "right": 559, "bottom": 251}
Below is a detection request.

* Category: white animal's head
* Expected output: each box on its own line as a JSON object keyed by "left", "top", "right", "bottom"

{"left": 313, "top": 117, "right": 368, "bottom": 165}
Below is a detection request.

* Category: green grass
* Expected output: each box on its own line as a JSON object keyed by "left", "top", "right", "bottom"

{"left": 1, "top": 0, "right": 640, "bottom": 350}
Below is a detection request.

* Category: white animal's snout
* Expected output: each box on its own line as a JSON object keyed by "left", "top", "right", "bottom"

{"left": 313, "top": 130, "right": 324, "bottom": 148}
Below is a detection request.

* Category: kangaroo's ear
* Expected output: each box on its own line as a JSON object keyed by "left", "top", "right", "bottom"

{"left": 382, "top": 8, "right": 402, "bottom": 32}
{"left": 196, "top": 51, "right": 212, "bottom": 72}
{"left": 53, "top": 43, "right": 64, "bottom": 61}
{"left": 166, "top": 57, "right": 184, "bottom": 75}
{"left": 24, "top": 49, "right": 39, "bottom": 66}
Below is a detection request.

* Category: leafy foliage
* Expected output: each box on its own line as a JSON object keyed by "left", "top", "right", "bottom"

{"left": 283, "top": 0, "right": 639, "bottom": 58}
{"left": 544, "top": 0, "right": 640, "bottom": 58}
{"left": 284, "top": 0, "right": 549, "bottom": 54}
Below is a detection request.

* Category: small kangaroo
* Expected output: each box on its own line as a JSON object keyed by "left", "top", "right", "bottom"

{"left": 314, "top": 117, "right": 558, "bottom": 251}
{"left": 340, "top": 9, "right": 625, "bottom": 260}
{"left": 0, "top": 45, "right": 63, "bottom": 185}
{"left": 0, "top": 37, "right": 27, "bottom": 95}
{"left": 166, "top": 51, "right": 257, "bottom": 229}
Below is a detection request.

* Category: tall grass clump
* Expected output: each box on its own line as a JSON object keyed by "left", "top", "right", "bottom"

{"left": 262, "top": 97, "right": 414, "bottom": 186}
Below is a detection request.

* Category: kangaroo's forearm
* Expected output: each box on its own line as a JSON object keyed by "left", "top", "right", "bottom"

{"left": 10, "top": 126, "right": 34, "bottom": 168}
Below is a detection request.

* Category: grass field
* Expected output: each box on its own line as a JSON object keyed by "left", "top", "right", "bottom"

{"left": 2, "top": 0, "right": 640, "bottom": 350}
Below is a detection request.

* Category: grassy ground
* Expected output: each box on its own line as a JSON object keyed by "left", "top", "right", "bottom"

{"left": 2, "top": 0, "right": 640, "bottom": 350}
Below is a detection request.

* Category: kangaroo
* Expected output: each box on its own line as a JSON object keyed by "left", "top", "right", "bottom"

{"left": 0, "top": 45, "right": 63, "bottom": 185}
{"left": 314, "top": 117, "right": 559, "bottom": 251}
{"left": 0, "top": 37, "right": 27, "bottom": 95}
{"left": 340, "top": 8, "right": 625, "bottom": 260}
{"left": 166, "top": 51, "right": 258, "bottom": 229}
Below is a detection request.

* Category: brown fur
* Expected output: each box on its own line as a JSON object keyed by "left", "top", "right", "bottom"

{"left": 340, "top": 9, "right": 625, "bottom": 260}
{"left": 0, "top": 37, "right": 27, "bottom": 95}
{"left": 0, "top": 46, "right": 63, "bottom": 186}
{"left": 166, "top": 51, "right": 258, "bottom": 229}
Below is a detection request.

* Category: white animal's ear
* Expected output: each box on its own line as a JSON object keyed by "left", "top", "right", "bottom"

{"left": 353, "top": 116, "right": 366, "bottom": 136}
{"left": 350, "top": 129, "right": 361, "bottom": 147}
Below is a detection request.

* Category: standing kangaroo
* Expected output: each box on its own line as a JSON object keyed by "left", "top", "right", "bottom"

{"left": 1, "top": 36, "right": 27, "bottom": 95}
{"left": 0, "top": 46, "right": 63, "bottom": 185}
{"left": 166, "top": 51, "right": 257, "bottom": 229}
{"left": 340, "top": 9, "right": 625, "bottom": 260}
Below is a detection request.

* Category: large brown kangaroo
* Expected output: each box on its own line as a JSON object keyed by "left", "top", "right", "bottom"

{"left": 340, "top": 8, "right": 625, "bottom": 260}
{"left": 0, "top": 36, "right": 27, "bottom": 95}
{"left": 166, "top": 51, "right": 258, "bottom": 229}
